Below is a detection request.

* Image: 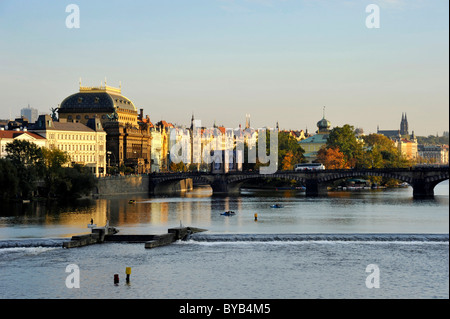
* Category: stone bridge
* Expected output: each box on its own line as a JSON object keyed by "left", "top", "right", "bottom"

{"left": 149, "top": 166, "right": 449, "bottom": 199}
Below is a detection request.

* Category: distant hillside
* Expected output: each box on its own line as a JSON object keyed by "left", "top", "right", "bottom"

{"left": 417, "top": 135, "right": 449, "bottom": 145}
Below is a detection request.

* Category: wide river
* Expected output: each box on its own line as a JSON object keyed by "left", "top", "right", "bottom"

{"left": 0, "top": 181, "right": 448, "bottom": 299}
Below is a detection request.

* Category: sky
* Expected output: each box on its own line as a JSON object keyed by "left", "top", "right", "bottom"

{"left": 0, "top": 0, "right": 448, "bottom": 136}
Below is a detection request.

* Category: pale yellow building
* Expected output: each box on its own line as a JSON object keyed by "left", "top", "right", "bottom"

{"left": 31, "top": 115, "right": 107, "bottom": 176}
{"left": 396, "top": 138, "right": 418, "bottom": 161}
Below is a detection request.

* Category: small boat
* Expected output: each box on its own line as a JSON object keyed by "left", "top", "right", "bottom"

{"left": 221, "top": 211, "right": 236, "bottom": 216}
{"left": 270, "top": 204, "right": 283, "bottom": 208}
{"left": 87, "top": 224, "right": 97, "bottom": 228}
{"left": 128, "top": 200, "right": 136, "bottom": 204}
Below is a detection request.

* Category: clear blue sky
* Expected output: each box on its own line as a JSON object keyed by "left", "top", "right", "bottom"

{"left": 0, "top": 0, "right": 448, "bottom": 136}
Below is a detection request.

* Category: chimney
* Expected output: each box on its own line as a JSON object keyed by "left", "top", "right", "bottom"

{"left": 140, "top": 108, "right": 144, "bottom": 121}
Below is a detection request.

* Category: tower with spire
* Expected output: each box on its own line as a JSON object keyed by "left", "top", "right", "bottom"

{"left": 400, "top": 112, "right": 409, "bottom": 136}
{"left": 245, "top": 114, "right": 251, "bottom": 129}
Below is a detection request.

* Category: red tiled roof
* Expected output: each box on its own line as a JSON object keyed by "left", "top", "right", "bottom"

{"left": 0, "top": 131, "right": 45, "bottom": 140}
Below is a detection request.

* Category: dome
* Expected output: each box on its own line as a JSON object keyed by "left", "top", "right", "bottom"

{"left": 59, "top": 85, "right": 137, "bottom": 113}
{"left": 317, "top": 117, "right": 331, "bottom": 130}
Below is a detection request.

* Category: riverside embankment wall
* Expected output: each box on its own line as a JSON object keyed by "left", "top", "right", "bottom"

{"left": 95, "top": 175, "right": 193, "bottom": 196}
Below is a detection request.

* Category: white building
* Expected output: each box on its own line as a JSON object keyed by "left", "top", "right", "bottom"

{"left": 0, "top": 129, "right": 47, "bottom": 158}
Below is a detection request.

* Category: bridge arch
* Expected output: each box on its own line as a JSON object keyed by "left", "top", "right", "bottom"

{"left": 227, "top": 173, "right": 305, "bottom": 185}
{"left": 149, "top": 174, "right": 213, "bottom": 195}
{"left": 317, "top": 171, "right": 415, "bottom": 184}
{"left": 223, "top": 174, "right": 306, "bottom": 194}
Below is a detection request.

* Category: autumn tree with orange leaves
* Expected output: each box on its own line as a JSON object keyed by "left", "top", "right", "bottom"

{"left": 316, "top": 146, "right": 350, "bottom": 169}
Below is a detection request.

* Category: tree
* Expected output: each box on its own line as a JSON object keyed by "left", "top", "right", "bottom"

{"left": 277, "top": 132, "right": 305, "bottom": 170}
{"left": 281, "top": 151, "right": 295, "bottom": 171}
{"left": 317, "top": 146, "right": 350, "bottom": 169}
{"left": 0, "top": 159, "right": 19, "bottom": 200}
{"left": 170, "top": 161, "right": 187, "bottom": 172}
{"left": 42, "top": 147, "right": 70, "bottom": 169}
{"left": 326, "top": 125, "right": 363, "bottom": 166}
{"left": 359, "top": 134, "right": 411, "bottom": 168}
{"left": 5, "top": 140, "right": 45, "bottom": 199}
{"left": 5, "top": 139, "right": 44, "bottom": 168}
{"left": 50, "top": 164, "right": 97, "bottom": 199}
{"left": 41, "top": 148, "right": 71, "bottom": 198}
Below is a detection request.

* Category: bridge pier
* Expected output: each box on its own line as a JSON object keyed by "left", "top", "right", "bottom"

{"left": 412, "top": 181, "right": 435, "bottom": 199}
{"left": 149, "top": 178, "right": 193, "bottom": 195}
{"left": 210, "top": 177, "right": 241, "bottom": 195}
{"left": 305, "top": 179, "right": 328, "bottom": 197}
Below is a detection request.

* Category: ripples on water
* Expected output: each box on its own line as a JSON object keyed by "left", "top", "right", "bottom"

{"left": 0, "top": 182, "right": 448, "bottom": 299}
{"left": 0, "top": 234, "right": 448, "bottom": 299}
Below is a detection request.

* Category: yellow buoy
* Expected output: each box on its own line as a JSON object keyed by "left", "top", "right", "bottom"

{"left": 126, "top": 267, "right": 131, "bottom": 283}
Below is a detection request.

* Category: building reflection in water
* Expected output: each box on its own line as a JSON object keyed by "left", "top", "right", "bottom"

{"left": 0, "top": 187, "right": 244, "bottom": 234}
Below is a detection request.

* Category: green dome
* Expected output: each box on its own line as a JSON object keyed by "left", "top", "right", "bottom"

{"left": 317, "top": 117, "right": 331, "bottom": 130}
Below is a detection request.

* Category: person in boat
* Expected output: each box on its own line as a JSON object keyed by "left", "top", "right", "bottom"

{"left": 90, "top": 218, "right": 94, "bottom": 225}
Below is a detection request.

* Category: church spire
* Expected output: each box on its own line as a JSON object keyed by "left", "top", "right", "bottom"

{"left": 400, "top": 112, "right": 409, "bottom": 136}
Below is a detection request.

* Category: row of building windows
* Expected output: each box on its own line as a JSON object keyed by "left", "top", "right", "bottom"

{"left": 71, "top": 154, "right": 95, "bottom": 163}
{"left": 50, "top": 133, "right": 103, "bottom": 141}
{"left": 57, "top": 143, "right": 104, "bottom": 152}
{"left": 119, "top": 115, "right": 136, "bottom": 123}
{"left": 70, "top": 154, "right": 105, "bottom": 164}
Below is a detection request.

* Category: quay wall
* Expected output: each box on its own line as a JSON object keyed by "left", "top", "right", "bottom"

{"left": 95, "top": 175, "right": 150, "bottom": 196}
{"left": 95, "top": 175, "right": 193, "bottom": 196}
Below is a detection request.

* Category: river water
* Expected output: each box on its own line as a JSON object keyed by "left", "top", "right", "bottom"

{"left": 0, "top": 181, "right": 448, "bottom": 299}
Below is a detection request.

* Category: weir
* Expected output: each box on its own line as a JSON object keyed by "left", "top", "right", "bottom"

{"left": 62, "top": 224, "right": 207, "bottom": 249}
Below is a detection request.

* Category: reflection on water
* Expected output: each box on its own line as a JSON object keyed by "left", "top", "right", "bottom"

{"left": 0, "top": 181, "right": 448, "bottom": 239}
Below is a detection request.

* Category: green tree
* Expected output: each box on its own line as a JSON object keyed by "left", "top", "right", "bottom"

{"left": 42, "top": 147, "right": 70, "bottom": 169}
{"left": 359, "top": 134, "right": 411, "bottom": 168}
{"left": 41, "top": 148, "right": 71, "bottom": 198}
{"left": 0, "top": 159, "right": 19, "bottom": 200}
{"left": 53, "top": 164, "right": 97, "bottom": 199}
{"left": 277, "top": 132, "right": 305, "bottom": 170}
{"left": 326, "top": 125, "right": 363, "bottom": 168}
{"left": 6, "top": 140, "right": 45, "bottom": 199}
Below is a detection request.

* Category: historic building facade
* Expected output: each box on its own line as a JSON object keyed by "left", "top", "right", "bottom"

{"left": 31, "top": 114, "right": 107, "bottom": 176}
{"left": 57, "top": 83, "right": 152, "bottom": 173}
{"left": 0, "top": 129, "right": 47, "bottom": 158}
{"left": 378, "top": 113, "right": 418, "bottom": 160}
{"left": 418, "top": 144, "right": 449, "bottom": 164}
{"left": 299, "top": 114, "right": 332, "bottom": 163}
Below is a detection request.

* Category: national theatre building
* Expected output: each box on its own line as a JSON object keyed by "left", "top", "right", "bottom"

{"left": 58, "top": 83, "right": 152, "bottom": 173}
